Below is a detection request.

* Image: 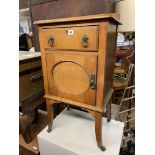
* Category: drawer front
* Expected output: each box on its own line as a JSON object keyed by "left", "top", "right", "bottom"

{"left": 19, "top": 69, "right": 44, "bottom": 103}
{"left": 43, "top": 26, "right": 99, "bottom": 51}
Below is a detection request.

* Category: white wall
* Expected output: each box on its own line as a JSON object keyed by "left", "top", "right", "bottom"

{"left": 115, "top": 0, "right": 135, "bottom": 32}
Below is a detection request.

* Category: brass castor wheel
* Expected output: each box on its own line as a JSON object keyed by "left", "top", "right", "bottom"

{"left": 100, "top": 146, "right": 106, "bottom": 151}
{"left": 107, "top": 118, "right": 111, "bottom": 122}
{"left": 67, "top": 105, "right": 70, "bottom": 110}
{"left": 47, "top": 128, "right": 52, "bottom": 132}
{"left": 124, "top": 132, "right": 128, "bottom": 137}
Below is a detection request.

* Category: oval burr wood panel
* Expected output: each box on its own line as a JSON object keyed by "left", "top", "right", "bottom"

{"left": 52, "top": 61, "right": 89, "bottom": 95}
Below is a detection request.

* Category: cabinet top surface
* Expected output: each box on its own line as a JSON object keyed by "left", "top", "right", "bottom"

{"left": 34, "top": 13, "right": 121, "bottom": 25}
{"left": 19, "top": 51, "right": 41, "bottom": 61}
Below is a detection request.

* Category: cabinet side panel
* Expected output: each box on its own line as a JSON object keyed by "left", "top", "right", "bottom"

{"left": 38, "top": 27, "right": 49, "bottom": 94}
{"left": 96, "top": 22, "right": 108, "bottom": 110}
{"left": 103, "top": 23, "right": 117, "bottom": 100}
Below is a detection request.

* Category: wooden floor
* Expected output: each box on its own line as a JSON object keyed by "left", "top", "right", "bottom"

{"left": 19, "top": 110, "right": 47, "bottom": 155}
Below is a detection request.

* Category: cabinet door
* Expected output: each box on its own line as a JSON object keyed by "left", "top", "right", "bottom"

{"left": 45, "top": 53, "right": 97, "bottom": 105}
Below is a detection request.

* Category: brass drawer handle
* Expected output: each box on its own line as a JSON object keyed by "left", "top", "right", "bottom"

{"left": 48, "top": 36, "right": 55, "bottom": 47}
{"left": 89, "top": 74, "right": 96, "bottom": 89}
{"left": 30, "top": 72, "right": 43, "bottom": 83}
{"left": 81, "top": 35, "right": 89, "bottom": 48}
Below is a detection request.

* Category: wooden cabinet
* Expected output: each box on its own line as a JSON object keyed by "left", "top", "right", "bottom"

{"left": 35, "top": 14, "right": 120, "bottom": 151}
{"left": 19, "top": 52, "right": 44, "bottom": 143}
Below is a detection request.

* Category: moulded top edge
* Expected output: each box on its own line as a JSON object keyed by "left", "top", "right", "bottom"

{"left": 34, "top": 13, "right": 122, "bottom": 25}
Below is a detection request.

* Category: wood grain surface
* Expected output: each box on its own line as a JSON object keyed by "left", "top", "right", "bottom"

{"left": 42, "top": 26, "right": 99, "bottom": 51}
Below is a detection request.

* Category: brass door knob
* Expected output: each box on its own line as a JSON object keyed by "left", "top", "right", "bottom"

{"left": 81, "top": 35, "right": 89, "bottom": 48}
{"left": 48, "top": 36, "right": 55, "bottom": 47}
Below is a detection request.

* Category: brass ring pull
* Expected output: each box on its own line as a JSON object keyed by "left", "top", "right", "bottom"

{"left": 48, "top": 36, "right": 55, "bottom": 47}
{"left": 81, "top": 35, "right": 89, "bottom": 48}
{"left": 89, "top": 74, "right": 96, "bottom": 89}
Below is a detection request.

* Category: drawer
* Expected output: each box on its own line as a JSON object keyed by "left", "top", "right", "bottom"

{"left": 19, "top": 59, "right": 41, "bottom": 72}
{"left": 43, "top": 26, "right": 99, "bottom": 51}
{"left": 19, "top": 69, "right": 44, "bottom": 102}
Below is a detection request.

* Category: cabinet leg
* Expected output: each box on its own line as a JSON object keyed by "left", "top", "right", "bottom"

{"left": 21, "top": 123, "right": 32, "bottom": 143}
{"left": 95, "top": 112, "right": 106, "bottom": 151}
{"left": 106, "top": 98, "right": 111, "bottom": 122}
{"left": 19, "top": 111, "right": 35, "bottom": 143}
{"left": 46, "top": 100, "right": 54, "bottom": 132}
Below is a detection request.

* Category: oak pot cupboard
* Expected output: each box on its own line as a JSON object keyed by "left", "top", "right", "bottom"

{"left": 34, "top": 13, "right": 120, "bottom": 150}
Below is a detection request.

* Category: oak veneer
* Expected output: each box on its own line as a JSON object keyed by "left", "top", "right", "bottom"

{"left": 35, "top": 14, "right": 120, "bottom": 151}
